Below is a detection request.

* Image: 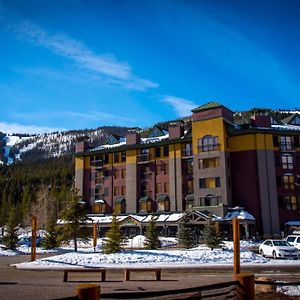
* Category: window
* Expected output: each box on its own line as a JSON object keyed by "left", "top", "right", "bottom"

{"left": 114, "top": 152, "right": 119, "bottom": 163}
{"left": 114, "top": 198, "right": 126, "bottom": 214}
{"left": 164, "top": 182, "right": 169, "bottom": 193}
{"left": 156, "top": 183, "right": 162, "bottom": 193}
{"left": 163, "top": 146, "right": 169, "bottom": 157}
{"left": 139, "top": 148, "right": 150, "bottom": 162}
{"left": 282, "top": 154, "right": 293, "bottom": 169}
{"left": 187, "top": 179, "right": 193, "bottom": 193}
{"left": 121, "top": 186, "right": 126, "bottom": 196}
{"left": 198, "top": 135, "right": 219, "bottom": 152}
{"left": 280, "top": 136, "right": 294, "bottom": 151}
{"left": 283, "top": 196, "right": 300, "bottom": 211}
{"left": 121, "top": 151, "right": 126, "bottom": 162}
{"left": 114, "top": 169, "right": 119, "bottom": 179}
{"left": 186, "top": 160, "right": 193, "bottom": 175}
{"left": 199, "top": 194, "right": 221, "bottom": 206}
{"left": 92, "top": 202, "right": 106, "bottom": 214}
{"left": 156, "top": 164, "right": 168, "bottom": 175}
{"left": 121, "top": 169, "right": 126, "bottom": 178}
{"left": 182, "top": 143, "right": 192, "bottom": 156}
{"left": 155, "top": 147, "right": 161, "bottom": 158}
{"left": 199, "top": 177, "right": 221, "bottom": 189}
{"left": 157, "top": 196, "right": 170, "bottom": 212}
{"left": 283, "top": 174, "right": 295, "bottom": 190}
{"left": 198, "top": 157, "right": 220, "bottom": 169}
{"left": 113, "top": 186, "right": 119, "bottom": 196}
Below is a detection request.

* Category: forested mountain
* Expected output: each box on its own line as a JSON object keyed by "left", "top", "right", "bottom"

{"left": 0, "top": 126, "right": 130, "bottom": 227}
{"left": 0, "top": 126, "right": 130, "bottom": 164}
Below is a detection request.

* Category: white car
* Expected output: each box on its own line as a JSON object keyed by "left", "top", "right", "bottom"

{"left": 285, "top": 235, "right": 300, "bottom": 250}
{"left": 259, "top": 239, "right": 299, "bottom": 259}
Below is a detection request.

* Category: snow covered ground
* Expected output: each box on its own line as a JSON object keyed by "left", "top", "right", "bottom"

{"left": 1, "top": 235, "right": 300, "bottom": 296}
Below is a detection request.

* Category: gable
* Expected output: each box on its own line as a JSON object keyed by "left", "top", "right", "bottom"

{"left": 106, "top": 135, "right": 120, "bottom": 145}
{"left": 148, "top": 126, "right": 165, "bottom": 138}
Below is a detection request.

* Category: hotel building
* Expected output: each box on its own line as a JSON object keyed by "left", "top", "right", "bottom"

{"left": 75, "top": 102, "right": 300, "bottom": 237}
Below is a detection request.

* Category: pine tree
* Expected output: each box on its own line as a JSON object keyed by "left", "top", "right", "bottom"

{"left": 202, "top": 218, "right": 222, "bottom": 250}
{"left": 103, "top": 213, "right": 123, "bottom": 254}
{"left": 178, "top": 212, "right": 195, "bottom": 248}
{"left": 144, "top": 215, "right": 160, "bottom": 250}
{"left": 3, "top": 207, "right": 18, "bottom": 250}
{"left": 59, "top": 189, "right": 89, "bottom": 252}
{"left": 42, "top": 215, "right": 60, "bottom": 250}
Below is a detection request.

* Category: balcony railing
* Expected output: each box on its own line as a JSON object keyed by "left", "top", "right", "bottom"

{"left": 198, "top": 144, "right": 220, "bottom": 153}
{"left": 279, "top": 143, "right": 295, "bottom": 152}
{"left": 137, "top": 154, "right": 151, "bottom": 163}
{"left": 187, "top": 196, "right": 222, "bottom": 207}
{"left": 91, "top": 159, "right": 104, "bottom": 168}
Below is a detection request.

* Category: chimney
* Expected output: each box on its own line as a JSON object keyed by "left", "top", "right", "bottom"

{"left": 168, "top": 121, "right": 184, "bottom": 139}
{"left": 75, "top": 138, "right": 89, "bottom": 153}
{"left": 126, "top": 129, "right": 141, "bottom": 145}
{"left": 251, "top": 115, "right": 271, "bottom": 128}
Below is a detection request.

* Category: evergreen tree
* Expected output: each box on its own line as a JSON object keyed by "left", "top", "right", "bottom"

{"left": 103, "top": 213, "right": 123, "bottom": 254}
{"left": 144, "top": 215, "right": 160, "bottom": 250}
{"left": 3, "top": 207, "right": 18, "bottom": 250}
{"left": 202, "top": 218, "right": 222, "bottom": 250}
{"left": 178, "top": 212, "right": 195, "bottom": 248}
{"left": 42, "top": 215, "right": 60, "bottom": 250}
{"left": 59, "top": 189, "right": 89, "bottom": 252}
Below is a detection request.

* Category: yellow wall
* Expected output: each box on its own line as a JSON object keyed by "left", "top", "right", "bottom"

{"left": 126, "top": 149, "right": 138, "bottom": 164}
{"left": 192, "top": 117, "right": 226, "bottom": 153}
{"left": 169, "top": 143, "right": 182, "bottom": 158}
{"left": 229, "top": 133, "right": 274, "bottom": 152}
{"left": 75, "top": 157, "right": 84, "bottom": 170}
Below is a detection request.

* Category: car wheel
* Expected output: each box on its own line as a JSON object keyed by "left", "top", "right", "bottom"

{"left": 260, "top": 249, "right": 265, "bottom": 257}
{"left": 272, "top": 251, "right": 277, "bottom": 259}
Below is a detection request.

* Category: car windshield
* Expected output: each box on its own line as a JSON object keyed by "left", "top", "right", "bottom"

{"left": 273, "top": 241, "right": 290, "bottom": 246}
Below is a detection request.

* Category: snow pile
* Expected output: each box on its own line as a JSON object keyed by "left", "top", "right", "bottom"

{"left": 13, "top": 246, "right": 267, "bottom": 270}
{"left": 278, "top": 285, "right": 300, "bottom": 296}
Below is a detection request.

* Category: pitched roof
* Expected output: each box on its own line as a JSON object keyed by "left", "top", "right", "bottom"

{"left": 282, "top": 113, "right": 300, "bottom": 125}
{"left": 191, "top": 101, "right": 221, "bottom": 113}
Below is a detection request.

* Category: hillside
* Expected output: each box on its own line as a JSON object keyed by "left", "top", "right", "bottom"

{"left": 0, "top": 126, "right": 130, "bottom": 164}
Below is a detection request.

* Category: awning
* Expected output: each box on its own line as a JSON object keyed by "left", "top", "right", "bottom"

{"left": 139, "top": 196, "right": 151, "bottom": 203}
{"left": 286, "top": 221, "right": 300, "bottom": 226}
{"left": 157, "top": 194, "right": 169, "bottom": 202}
{"left": 114, "top": 197, "right": 125, "bottom": 204}
{"left": 95, "top": 199, "right": 105, "bottom": 204}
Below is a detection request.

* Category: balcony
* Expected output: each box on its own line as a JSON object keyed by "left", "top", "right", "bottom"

{"left": 95, "top": 177, "right": 105, "bottom": 185}
{"left": 137, "top": 153, "right": 151, "bottom": 164}
{"left": 198, "top": 144, "right": 220, "bottom": 153}
{"left": 181, "top": 149, "right": 193, "bottom": 158}
{"left": 91, "top": 159, "right": 104, "bottom": 169}
{"left": 279, "top": 143, "right": 295, "bottom": 152}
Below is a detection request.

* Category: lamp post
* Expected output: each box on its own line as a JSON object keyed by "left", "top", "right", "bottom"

{"left": 31, "top": 215, "right": 37, "bottom": 261}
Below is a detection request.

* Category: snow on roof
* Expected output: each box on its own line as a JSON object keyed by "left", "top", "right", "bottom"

{"left": 127, "top": 214, "right": 146, "bottom": 222}
{"left": 142, "top": 215, "right": 158, "bottom": 223}
{"left": 271, "top": 124, "right": 300, "bottom": 131}
{"left": 140, "top": 133, "right": 169, "bottom": 144}
{"left": 166, "top": 213, "right": 183, "bottom": 222}
{"left": 91, "top": 141, "right": 126, "bottom": 151}
{"left": 224, "top": 210, "right": 255, "bottom": 221}
{"left": 156, "top": 214, "right": 171, "bottom": 222}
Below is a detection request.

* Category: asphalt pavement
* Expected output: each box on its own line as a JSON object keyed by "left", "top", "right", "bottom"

{"left": 1, "top": 254, "right": 300, "bottom": 300}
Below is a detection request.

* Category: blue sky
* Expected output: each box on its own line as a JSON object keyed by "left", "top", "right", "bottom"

{"left": 1, "top": 0, "right": 300, "bottom": 133}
